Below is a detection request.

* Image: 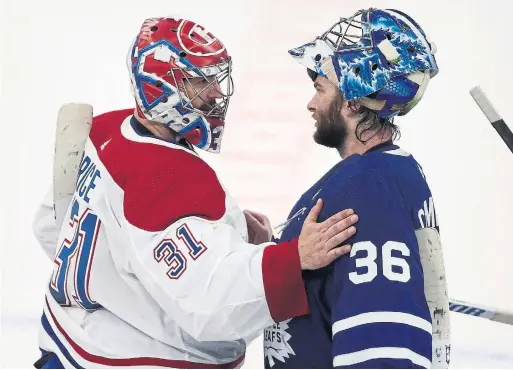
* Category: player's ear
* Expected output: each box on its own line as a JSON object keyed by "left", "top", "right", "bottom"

{"left": 344, "top": 98, "right": 362, "bottom": 119}
{"left": 346, "top": 98, "right": 360, "bottom": 112}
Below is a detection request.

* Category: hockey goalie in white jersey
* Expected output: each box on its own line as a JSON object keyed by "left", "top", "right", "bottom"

{"left": 31, "top": 17, "right": 359, "bottom": 368}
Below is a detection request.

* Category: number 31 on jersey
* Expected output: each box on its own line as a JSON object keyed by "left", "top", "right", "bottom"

{"left": 153, "top": 224, "right": 207, "bottom": 279}
{"left": 50, "top": 198, "right": 101, "bottom": 310}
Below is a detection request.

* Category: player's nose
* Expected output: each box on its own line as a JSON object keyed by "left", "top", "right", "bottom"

{"left": 307, "top": 98, "right": 316, "bottom": 113}
{"left": 206, "top": 81, "right": 223, "bottom": 99}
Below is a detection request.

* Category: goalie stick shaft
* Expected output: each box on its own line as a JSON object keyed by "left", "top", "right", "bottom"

{"left": 470, "top": 86, "right": 513, "bottom": 154}
{"left": 53, "top": 103, "right": 93, "bottom": 228}
{"left": 449, "top": 299, "right": 513, "bottom": 325}
{"left": 464, "top": 87, "right": 513, "bottom": 326}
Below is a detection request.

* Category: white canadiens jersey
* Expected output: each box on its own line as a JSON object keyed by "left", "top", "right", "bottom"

{"left": 32, "top": 109, "right": 308, "bottom": 368}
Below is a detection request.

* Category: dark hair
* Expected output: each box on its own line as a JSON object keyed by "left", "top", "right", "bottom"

{"left": 347, "top": 97, "right": 401, "bottom": 143}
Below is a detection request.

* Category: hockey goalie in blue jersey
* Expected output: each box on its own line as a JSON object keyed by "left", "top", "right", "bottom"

{"left": 261, "top": 8, "right": 451, "bottom": 369}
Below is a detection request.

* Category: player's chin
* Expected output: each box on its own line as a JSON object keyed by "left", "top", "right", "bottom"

{"left": 313, "top": 130, "right": 323, "bottom": 145}
{"left": 313, "top": 126, "right": 325, "bottom": 141}
{"left": 313, "top": 129, "right": 342, "bottom": 148}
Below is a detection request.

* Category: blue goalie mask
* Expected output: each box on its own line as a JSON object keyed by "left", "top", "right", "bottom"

{"left": 289, "top": 8, "right": 439, "bottom": 119}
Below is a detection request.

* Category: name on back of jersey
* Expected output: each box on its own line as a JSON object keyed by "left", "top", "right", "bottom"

{"left": 418, "top": 196, "right": 438, "bottom": 229}
{"left": 76, "top": 154, "right": 101, "bottom": 203}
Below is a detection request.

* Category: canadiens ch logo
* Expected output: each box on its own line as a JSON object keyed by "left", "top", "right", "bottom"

{"left": 264, "top": 320, "right": 295, "bottom": 367}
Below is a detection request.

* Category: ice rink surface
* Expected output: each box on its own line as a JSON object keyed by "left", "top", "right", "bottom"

{"left": 2, "top": 0, "right": 513, "bottom": 367}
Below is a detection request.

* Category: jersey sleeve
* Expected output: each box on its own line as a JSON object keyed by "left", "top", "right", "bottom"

{"left": 120, "top": 154, "right": 308, "bottom": 342}
{"left": 324, "top": 172, "right": 432, "bottom": 368}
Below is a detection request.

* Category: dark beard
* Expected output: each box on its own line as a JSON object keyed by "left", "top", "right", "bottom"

{"left": 313, "top": 94, "right": 347, "bottom": 149}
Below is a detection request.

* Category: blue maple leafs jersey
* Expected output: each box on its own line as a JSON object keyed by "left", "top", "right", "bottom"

{"left": 264, "top": 142, "right": 438, "bottom": 369}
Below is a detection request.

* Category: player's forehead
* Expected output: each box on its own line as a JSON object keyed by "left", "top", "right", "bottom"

{"left": 313, "top": 75, "right": 338, "bottom": 96}
{"left": 314, "top": 75, "right": 333, "bottom": 88}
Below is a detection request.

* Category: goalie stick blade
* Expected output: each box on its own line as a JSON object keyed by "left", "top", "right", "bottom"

{"left": 449, "top": 299, "right": 513, "bottom": 325}
{"left": 53, "top": 103, "right": 93, "bottom": 227}
{"left": 470, "top": 86, "right": 513, "bottom": 153}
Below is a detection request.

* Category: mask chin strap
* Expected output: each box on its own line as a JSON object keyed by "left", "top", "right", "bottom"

{"left": 358, "top": 70, "right": 431, "bottom": 116}
{"left": 359, "top": 96, "right": 387, "bottom": 111}
{"left": 398, "top": 70, "right": 431, "bottom": 116}
{"left": 320, "top": 57, "right": 339, "bottom": 86}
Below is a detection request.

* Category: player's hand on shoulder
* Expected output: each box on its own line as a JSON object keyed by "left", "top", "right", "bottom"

{"left": 243, "top": 210, "right": 273, "bottom": 244}
{"left": 298, "top": 199, "right": 358, "bottom": 270}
